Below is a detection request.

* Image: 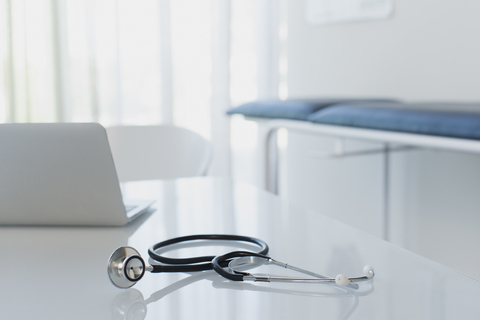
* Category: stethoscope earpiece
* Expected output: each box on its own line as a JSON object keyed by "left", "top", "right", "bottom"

{"left": 334, "top": 265, "right": 375, "bottom": 287}
{"left": 107, "top": 246, "right": 151, "bottom": 289}
{"left": 335, "top": 274, "right": 350, "bottom": 286}
{"left": 363, "top": 265, "right": 375, "bottom": 279}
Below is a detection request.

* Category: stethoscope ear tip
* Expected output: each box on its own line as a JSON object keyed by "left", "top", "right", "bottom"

{"left": 108, "top": 246, "right": 146, "bottom": 289}
{"left": 363, "top": 265, "right": 375, "bottom": 279}
{"left": 335, "top": 274, "right": 349, "bottom": 286}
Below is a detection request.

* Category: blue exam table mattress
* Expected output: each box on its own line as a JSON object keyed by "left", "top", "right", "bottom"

{"left": 227, "top": 99, "right": 480, "bottom": 140}
{"left": 308, "top": 103, "right": 480, "bottom": 140}
{"left": 226, "top": 98, "right": 398, "bottom": 121}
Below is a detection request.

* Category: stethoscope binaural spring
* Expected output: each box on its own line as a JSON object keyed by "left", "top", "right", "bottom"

{"left": 107, "top": 234, "right": 374, "bottom": 289}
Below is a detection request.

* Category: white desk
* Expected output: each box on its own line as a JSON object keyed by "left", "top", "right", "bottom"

{"left": 1, "top": 177, "right": 479, "bottom": 319}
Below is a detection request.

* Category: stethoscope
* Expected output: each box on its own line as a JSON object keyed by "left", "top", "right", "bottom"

{"left": 107, "top": 234, "right": 375, "bottom": 289}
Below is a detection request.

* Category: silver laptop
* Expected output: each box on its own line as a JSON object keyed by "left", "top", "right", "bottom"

{"left": 0, "top": 123, "right": 153, "bottom": 226}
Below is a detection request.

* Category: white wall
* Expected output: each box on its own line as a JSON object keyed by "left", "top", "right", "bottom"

{"left": 287, "top": 0, "right": 480, "bottom": 102}
{"left": 280, "top": 0, "right": 480, "bottom": 279}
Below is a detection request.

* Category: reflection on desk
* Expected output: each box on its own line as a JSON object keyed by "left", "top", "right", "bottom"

{"left": 110, "top": 271, "right": 375, "bottom": 320}
{"left": 1, "top": 177, "right": 479, "bottom": 320}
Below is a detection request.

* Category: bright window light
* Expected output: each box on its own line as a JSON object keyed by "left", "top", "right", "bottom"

{"left": 171, "top": 0, "right": 212, "bottom": 139}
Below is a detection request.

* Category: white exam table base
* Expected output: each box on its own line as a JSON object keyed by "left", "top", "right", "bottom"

{"left": 257, "top": 118, "right": 480, "bottom": 240}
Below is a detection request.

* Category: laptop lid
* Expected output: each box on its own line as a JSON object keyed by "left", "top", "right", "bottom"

{"left": 0, "top": 123, "right": 147, "bottom": 226}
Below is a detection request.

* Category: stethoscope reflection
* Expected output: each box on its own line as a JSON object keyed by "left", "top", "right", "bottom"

{"left": 110, "top": 270, "right": 374, "bottom": 320}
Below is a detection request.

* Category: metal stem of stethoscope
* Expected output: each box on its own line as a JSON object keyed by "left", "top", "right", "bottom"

{"left": 212, "top": 251, "right": 375, "bottom": 289}
{"left": 237, "top": 256, "right": 373, "bottom": 287}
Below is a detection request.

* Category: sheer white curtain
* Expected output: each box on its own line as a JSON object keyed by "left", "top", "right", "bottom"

{"left": 0, "top": 0, "right": 281, "bottom": 176}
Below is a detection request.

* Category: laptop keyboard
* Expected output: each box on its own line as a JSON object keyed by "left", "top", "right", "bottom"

{"left": 124, "top": 205, "right": 137, "bottom": 212}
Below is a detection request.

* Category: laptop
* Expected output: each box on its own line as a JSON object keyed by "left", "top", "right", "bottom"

{"left": 0, "top": 123, "right": 154, "bottom": 226}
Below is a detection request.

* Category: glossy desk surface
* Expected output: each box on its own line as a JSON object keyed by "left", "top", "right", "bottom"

{"left": 1, "top": 177, "right": 479, "bottom": 319}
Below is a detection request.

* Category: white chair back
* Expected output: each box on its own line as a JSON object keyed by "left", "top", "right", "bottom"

{"left": 106, "top": 125, "right": 211, "bottom": 182}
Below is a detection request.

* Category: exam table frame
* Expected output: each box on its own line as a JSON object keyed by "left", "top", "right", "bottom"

{"left": 257, "top": 118, "right": 480, "bottom": 240}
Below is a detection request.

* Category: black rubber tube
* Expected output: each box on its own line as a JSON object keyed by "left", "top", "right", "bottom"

{"left": 212, "top": 251, "right": 271, "bottom": 281}
{"left": 148, "top": 234, "right": 269, "bottom": 273}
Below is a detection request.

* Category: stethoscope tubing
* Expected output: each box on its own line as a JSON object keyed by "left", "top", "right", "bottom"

{"left": 148, "top": 234, "right": 269, "bottom": 273}
{"left": 213, "top": 251, "right": 268, "bottom": 281}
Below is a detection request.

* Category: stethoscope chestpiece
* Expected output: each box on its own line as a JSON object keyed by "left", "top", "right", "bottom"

{"left": 108, "top": 246, "right": 147, "bottom": 289}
